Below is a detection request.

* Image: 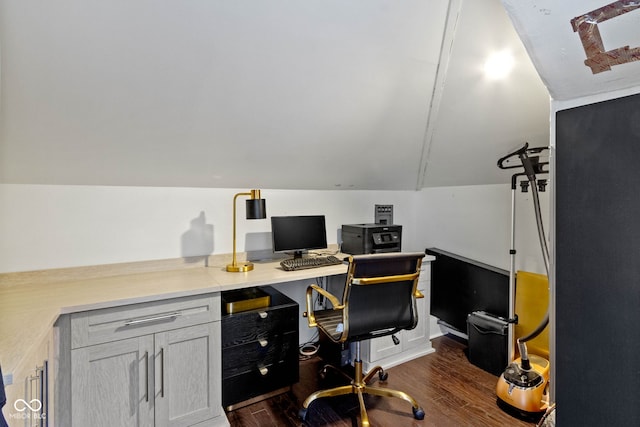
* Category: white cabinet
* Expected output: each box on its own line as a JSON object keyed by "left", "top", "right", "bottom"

{"left": 154, "top": 323, "right": 219, "bottom": 427}
{"left": 56, "top": 294, "right": 227, "bottom": 427}
{"left": 361, "top": 261, "right": 434, "bottom": 371}
{"left": 71, "top": 335, "right": 155, "bottom": 427}
{"left": 3, "top": 331, "right": 52, "bottom": 427}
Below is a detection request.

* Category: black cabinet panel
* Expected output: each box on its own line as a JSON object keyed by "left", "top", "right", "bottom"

{"left": 222, "top": 331, "right": 298, "bottom": 377}
{"left": 222, "top": 359, "right": 299, "bottom": 408}
{"left": 222, "top": 305, "right": 297, "bottom": 348}
{"left": 221, "top": 286, "right": 299, "bottom": 408}
{"left": 426, "top": 248, "right": 509, "bottom": 333}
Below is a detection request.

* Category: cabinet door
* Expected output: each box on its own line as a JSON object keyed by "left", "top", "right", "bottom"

{"left": 154, "top": 323, "right": 220, "bottom": 427}
{"left": 71, "top": 336, "right": 154, "bottom": 427}
{"left": 367, "top": 331, "right": 403, "bottom": 362}
{"left": 4, "top": 331, "right": 52, "bottom": 426}
{"left": 405, "top": 263, "right": 431, "bottom": 349}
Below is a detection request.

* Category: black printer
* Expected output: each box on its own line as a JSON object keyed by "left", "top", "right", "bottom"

{"left": 341, "top": 223, "right": 402, "bottom": 255}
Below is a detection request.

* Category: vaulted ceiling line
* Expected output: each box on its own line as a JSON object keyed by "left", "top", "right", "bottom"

{"left": 417, "top": 0, "right": 462, "bottom": 189}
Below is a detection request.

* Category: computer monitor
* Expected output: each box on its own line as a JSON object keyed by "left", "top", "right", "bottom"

{"left": 271, "top": 215, "right": 328, "bottom": 259}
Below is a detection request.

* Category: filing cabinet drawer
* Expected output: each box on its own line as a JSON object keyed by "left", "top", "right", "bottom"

{"left": 222, "top": 357, "right": 299, "bottom": 408}
{"left": 70, "top": 293, "right": 220, "bottom": 348}
{"left": 221, "top": 304, "right": 297, "bottom": 348}
{"left": 222, "top": 330, "right": 297, "bottom": 377}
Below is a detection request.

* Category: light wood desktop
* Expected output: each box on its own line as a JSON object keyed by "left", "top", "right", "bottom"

{"left": 0, "top": 251, "right": 433, "bottom": 426}
{"left": 0, "top": 254, "right": 348, "bottom": 426}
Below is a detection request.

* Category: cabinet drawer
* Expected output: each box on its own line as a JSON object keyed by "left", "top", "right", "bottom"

{"left": 222, "top": 286, "right": 299, "bottom": 348}
{"left": 221, "top": 302, "right": 297, "bottom": 348}
{"left": 70, "top": 293, "right": 220, "bottom": 348}
{"left": 222, "top": 357, "right": 299, "bottom": 408}
{"left": 222, "top": 331, "right": 297, "bottom": 378}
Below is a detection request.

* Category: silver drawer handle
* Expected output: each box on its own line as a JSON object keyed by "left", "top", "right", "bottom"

{"left": 259, "top": 366, "right": 268, "bottom": 376}
{"left": 258, "top": 311, "right": 268, "bottom": 319}
{"left": 144, "top": 351, "right": 149, "bottom": 402}
{"left": 259, "top": 339, "right": 268, "bottom": 347}
{"left": 124, "top": 312, "right": 181, "bottom": 326}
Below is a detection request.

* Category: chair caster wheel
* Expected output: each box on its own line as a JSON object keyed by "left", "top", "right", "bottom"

{"left": 378, "top": 370, "right": 388, "bottom": 381}
{"left": 319, "top": 365, "right": 331, "bottom": 380}
{"left": 413, "top": 407, "right": 425, "bottom": 420}
{"left": 298, "top": 408, "right": 308, "bottom": 421}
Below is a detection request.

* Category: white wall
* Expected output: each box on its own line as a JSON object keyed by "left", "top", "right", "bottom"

{"left": 417, "top": 184, "right": 549, "bottom": 274}
{"left": 0, "top": 184, "right": 419, "bottom": 273}
{"left": 0, "top": 183, "right": 547, "bottom": 274}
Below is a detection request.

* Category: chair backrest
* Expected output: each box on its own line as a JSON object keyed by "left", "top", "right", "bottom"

{"left": 341, "top": 252, "right": 425, "bottom": 342}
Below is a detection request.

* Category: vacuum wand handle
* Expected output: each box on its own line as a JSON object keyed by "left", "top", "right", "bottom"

{"left": 497, "top": 143, "right": 529, "bottom": 170}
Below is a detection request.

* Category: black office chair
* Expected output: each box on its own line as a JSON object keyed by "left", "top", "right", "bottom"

{"left": 299, "top": 252, "right": 426, "bottom": 427}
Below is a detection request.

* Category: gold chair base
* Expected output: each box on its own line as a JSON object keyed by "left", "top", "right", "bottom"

{"left": 300, "top": 360, "right": 424, "bottom": 427}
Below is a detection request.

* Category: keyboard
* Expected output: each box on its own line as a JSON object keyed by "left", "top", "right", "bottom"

{"left": 280, "top": 255, "right": 344, "bottom": 271}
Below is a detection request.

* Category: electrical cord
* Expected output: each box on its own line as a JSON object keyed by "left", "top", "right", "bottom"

{"left": 299, "top": 342, "right": 320, "bottom": 359}
{"left": 314, "top": 276, "right": 327, "bottom": 309}
{"left": 299, "top": 331, "right": 320, "bottom": 360}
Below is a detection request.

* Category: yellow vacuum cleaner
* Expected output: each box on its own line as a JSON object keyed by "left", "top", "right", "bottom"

{"left": 496, "top": 144, "right": 551, "bottom": 419}
{"left": 496, "top": 333, "right": 550, "bottom": 417}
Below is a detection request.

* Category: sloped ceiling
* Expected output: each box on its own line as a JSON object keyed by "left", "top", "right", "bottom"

{"left": 422, "top": 0, "right": 550, "bottom": 187}
{"left": 0, "top": 0, "right": 555, "bottom": 190}
{"left": 502, "top": 0, "right": 640, "bottom": 101}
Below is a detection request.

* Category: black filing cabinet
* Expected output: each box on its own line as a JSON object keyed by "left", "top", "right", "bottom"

{"left": 221, "top": 286, "right": 299, "bottom": 409}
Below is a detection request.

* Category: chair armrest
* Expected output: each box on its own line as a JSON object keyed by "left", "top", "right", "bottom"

{"left": 304, "top": 284, "right": 344, "bottom": 328}
{"left": 353, "top": 272, "right": 419, "bottom": 285}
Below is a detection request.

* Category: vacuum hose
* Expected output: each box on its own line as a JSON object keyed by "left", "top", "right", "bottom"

{"left": 516, "top": 153, "right": 550, "bottom": 370}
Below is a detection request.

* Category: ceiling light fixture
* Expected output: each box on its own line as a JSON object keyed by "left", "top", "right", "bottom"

{"left": 484, "top": 50, "right": 515, "bottom": 80}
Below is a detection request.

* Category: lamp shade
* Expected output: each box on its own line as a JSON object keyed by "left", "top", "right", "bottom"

{"left": 246, "top": 198, "right": 266, "bottom": 219}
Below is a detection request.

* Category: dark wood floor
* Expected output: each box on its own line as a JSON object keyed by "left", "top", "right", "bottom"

{"left": 226, "top": 335, "right": 538, "bottom": 427}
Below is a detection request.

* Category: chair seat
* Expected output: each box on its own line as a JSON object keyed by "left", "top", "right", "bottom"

{"left": 314, "top": 309, "right": 344, "bottom": 342}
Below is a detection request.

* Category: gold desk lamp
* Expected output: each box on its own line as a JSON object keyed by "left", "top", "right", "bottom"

{"left": 227, "top": 189, "right": 266, "bottom": 272}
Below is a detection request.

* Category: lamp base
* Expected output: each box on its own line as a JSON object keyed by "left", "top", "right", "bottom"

{"left": 226, "top": 262, "right": 254, "bottom": 272}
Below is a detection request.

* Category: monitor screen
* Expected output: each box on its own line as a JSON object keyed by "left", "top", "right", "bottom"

{"left": 271, "top": 215, "right": 327, "bottom": 257}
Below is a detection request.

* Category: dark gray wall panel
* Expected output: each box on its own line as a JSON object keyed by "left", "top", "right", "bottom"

{"left": 556, "top": 93, "right": 640, "bottom": 425}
